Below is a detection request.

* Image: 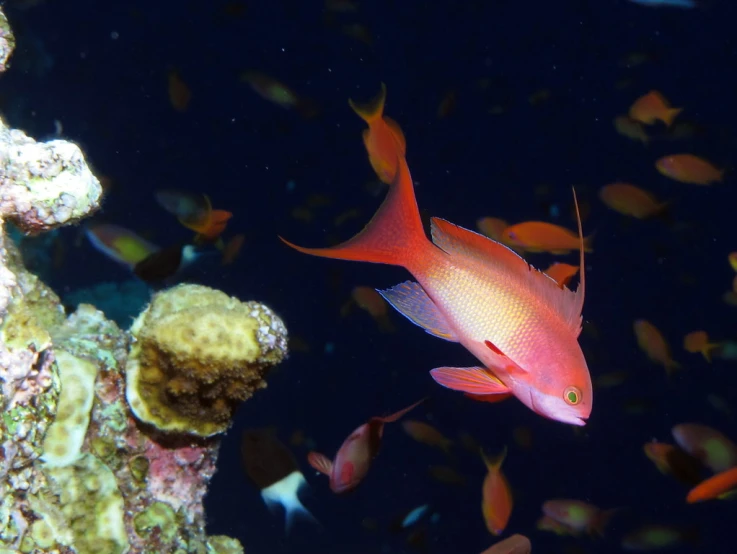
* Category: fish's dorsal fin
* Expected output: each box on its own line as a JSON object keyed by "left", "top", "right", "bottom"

{"left": 572, "top": 187, "right": 586, "bottom": 326}
{"left": 431, "top": 217, "right": 532, "bottom": 276}
{"left": 430, "top": 216, "right": 584, "bottom": 337}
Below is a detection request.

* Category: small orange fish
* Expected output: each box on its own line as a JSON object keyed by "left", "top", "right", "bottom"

{"left": 541, "top": 499, "right": 614, "bottom": 536}
{"left": 594, "top": 370, "right": 629, "bottom": 389}
{"left": 672, "top": 423, "right": 737, "bottom": 473}
{"left": 222, "top": 233, "right": 246, "bottom": 265}
{"left": 167, "top": 68, "right": 192, "bottom": 112}
{"left": 349, "top": 83, "right": 406, "bottom": 184}
{"left": 476, "top": 217, "right": 509, "bottom": 243}
{"left": 629, "top": 91, "right": 682, "bottom": 127}
{"left": 350, "top": 286, "right": 394, "bottom": 332}
{"left": 687, "top": 466, "right": 737, "bottom": 503}
{"left": 613, "top": 115, "right": 649, "bottom": 145}
{"left": 728, "top": 252, "right": 737, "bottom": 272}
{"left": 656, "top": 154, "right": 724, "bottom": 185}
{"left": 155, "top": 189, "right": 233, "bottom": 242}
{"left": 643, "top": 440, "right": 704, "bottom": 486}
{"left": 437, "top": 89, "right": 458, "bottom": 119}
{"left": 633, "top": 320, "right": 680, "bottom": 375}
{"left": 241, "top": 71, "right": 318, "bottom": 118}
{"left": 599, "top": 183, "right": 667, "bottom": 219}
{"left": 481, "top": 447, "right": 512, "bottom": 536}
{"left": 428, "top": 464, "right": 466, "bottom": 486}
{"left": 544, "top": 263, "right": 579, "bottom": 288}
{"left": 402, "top": 420, "right": 453, "bottom": 454}
{"left": 502, "top": 221, "right": 593, "bottom": 255}
{"left": 512, "top": 426, "right": 534, "bottom": 449}
{"left": 724, "top": 274, "right": 737, "bottom": 306}
{"left": 683, "top": 330, "right": 721, "bottom": 362}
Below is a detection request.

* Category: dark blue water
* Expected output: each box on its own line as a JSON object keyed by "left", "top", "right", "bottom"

{"left": 5, "top": 0, "right": 736, "bottom": 552}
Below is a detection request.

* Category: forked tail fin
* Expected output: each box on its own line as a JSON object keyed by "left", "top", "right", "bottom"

{"left": 280, "top": 155, "right": 427, "bottom": 269}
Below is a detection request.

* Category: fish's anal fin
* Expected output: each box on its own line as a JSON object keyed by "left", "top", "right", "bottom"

{"left": 307, "top": 451, "right": 333, "bottom": 476}
{"left": 430, "top": 366, "right": 511, "bottom": 395}
{"left": 379, "top": 281, "right": 459, "bottom": 342}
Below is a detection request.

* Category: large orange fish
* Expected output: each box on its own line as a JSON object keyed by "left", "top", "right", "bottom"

{"left": 281, "top": 155, "right": 592, "bottom": 425}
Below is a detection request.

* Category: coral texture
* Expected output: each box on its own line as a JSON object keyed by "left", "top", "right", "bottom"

{"left": 126, "top": 283, "right": 289, "bottom": 437}
{"left": 0, "top": 7, "right": 267, "bottom": 552}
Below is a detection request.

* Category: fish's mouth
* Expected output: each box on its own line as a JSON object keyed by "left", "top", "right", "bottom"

{"left": 529, "top": 391, "right": 587, "bottom": 426}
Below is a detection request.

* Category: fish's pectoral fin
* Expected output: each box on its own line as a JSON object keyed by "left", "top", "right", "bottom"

{"left": 379, "top": 281, "right": 459, "bottom": 342}
{"left": 307, "top": 451, "right": 333, "bottom": 477}
{"left": 484, "top": 340, "right": 529, "bottom": 375}
{"left": 430, "top": 366, "right": 511, "bottom": 395}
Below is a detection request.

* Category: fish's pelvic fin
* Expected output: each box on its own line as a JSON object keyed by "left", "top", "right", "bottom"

{"left": 379, "top": 281, "right": 459, "bottom": 341}
{"left": 430, "top": 366, "right": 511, "bottom": 395}
{"left": 483, "top": 340, "right": 529, "bottom": 375}
{"left": 280, "top": 154, "right": 426, "bottom": 269}
{"left": 307, "top": 452, "right": 333, "bottom": 476}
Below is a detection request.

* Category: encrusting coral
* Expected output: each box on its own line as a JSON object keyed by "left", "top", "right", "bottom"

{"left": 0, "top": 7, "right": 281, "bottom": 552}
{"left": 127, "top": 283, "right": 288, "bottom": 437}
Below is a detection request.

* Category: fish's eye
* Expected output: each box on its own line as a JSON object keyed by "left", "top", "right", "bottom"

{"left": 564, "top": 386, "right": 581, "bottom": 406}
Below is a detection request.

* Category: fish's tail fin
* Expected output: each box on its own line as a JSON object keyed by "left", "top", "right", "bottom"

{"left": 663, "top": 107, "right": 683, "bottom": 128}
{"left": 480, "top": 445, "right": 508, "bottom": 472}
{"left": 589, "top": 507, "right": 620, "bottom": 537}
{"left": 280, "top": 155, "right": 428, "bottom": 271}
{"left": 262, "top": 471, "right": 321, "bottom": 534}
{"left": 665, "top": 359, "right": 682, "bottom": 378}
{"left": 349, "top": 82, "right": 387, "bottom": 123}
{"left": 377, "top": 397, "right": 427, "bottom": 424}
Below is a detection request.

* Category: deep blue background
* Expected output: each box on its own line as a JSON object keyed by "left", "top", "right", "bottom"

{"left": 3, "top": 0, "right": 736, "bottom": 552}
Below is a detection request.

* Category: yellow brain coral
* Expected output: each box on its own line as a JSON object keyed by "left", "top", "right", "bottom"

{"left": 125, "top": 284, "right": 288, "bottom": 436}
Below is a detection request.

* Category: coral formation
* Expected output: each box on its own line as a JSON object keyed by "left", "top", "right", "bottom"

{"left": 126, "top": 283, "right": 289, "bottom": 437}
{"left": 0, "top": 7, "right": 281, "bottom": 551}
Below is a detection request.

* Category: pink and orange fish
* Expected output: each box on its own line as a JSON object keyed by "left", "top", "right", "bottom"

{"left": 307, "top": 399, "right": 423, "bottom": 493}
{"left": 282, "top": 154, "right": 592, "bottom": 425}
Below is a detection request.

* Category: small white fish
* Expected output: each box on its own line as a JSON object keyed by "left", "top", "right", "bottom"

{"left": 241, "top": 429, "right": 319, "bottom": 533}
{"left": 628, "top": 0, "right": 696, "bottom": 8}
